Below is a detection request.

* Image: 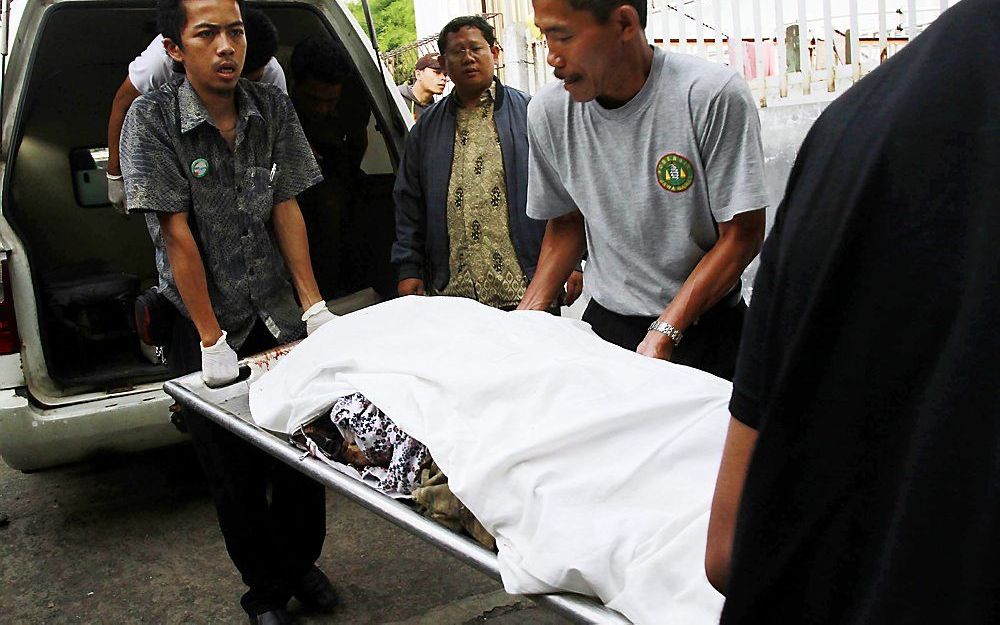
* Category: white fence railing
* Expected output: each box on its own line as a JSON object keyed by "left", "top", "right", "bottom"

{"left": 508, "top": 0, "right": 959, "bottom": 104}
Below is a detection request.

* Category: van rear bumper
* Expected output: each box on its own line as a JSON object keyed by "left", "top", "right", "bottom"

{"left": 0, "top": 388, "right": 187, "bottom": 470}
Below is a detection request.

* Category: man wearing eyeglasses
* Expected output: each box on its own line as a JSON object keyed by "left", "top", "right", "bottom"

{"left": 392, "top": 16, "right": 581, "bottom": 310}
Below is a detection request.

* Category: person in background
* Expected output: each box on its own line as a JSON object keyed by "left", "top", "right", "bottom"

{"left": 288, "top": 34, "right": 373, "bottom": 298}
{"left": 392, "top": 16, "right": 581, "bottom": 311}
{"left": 398, "top": 52, "right": 447, "bottom": 121}
{"left": 289, "top": 34, "right": 370, "bottom": 176}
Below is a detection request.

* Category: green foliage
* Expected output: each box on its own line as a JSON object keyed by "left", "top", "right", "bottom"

{"left": 348, "top": 0, "right": 419, "bottom": 84}
{"left": 388, "top": 47, "right": 421, "bottom": 86}
{"left": 348, "top": 0, "right": 416, "bottom": 53}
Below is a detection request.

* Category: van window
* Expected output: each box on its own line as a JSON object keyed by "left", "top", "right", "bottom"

{"left": 69, "top": 147, "right": 112, "bottom": 208}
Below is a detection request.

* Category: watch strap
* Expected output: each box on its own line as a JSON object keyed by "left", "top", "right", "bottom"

{"left": 647, "top": 320, "right": 683, "bottom": 346}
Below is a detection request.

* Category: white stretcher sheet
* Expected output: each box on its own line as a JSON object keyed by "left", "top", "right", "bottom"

{"left": 250, "top": 297, "right": 730, "bottom": 624}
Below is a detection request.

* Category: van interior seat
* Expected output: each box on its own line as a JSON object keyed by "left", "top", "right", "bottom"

{"left": 43, "top": 260, "right": 139, "bottom": 342}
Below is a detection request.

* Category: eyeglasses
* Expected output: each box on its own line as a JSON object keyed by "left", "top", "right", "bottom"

{"left": 443, "top": 45, "right": 491, "bottom": 62}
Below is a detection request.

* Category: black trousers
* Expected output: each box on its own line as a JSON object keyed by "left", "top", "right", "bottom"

{"left": 582, "top": 297, "right": 746, "bottom": 381}
{"left": 168, "top": 317, "right": 327, "bottom": 616}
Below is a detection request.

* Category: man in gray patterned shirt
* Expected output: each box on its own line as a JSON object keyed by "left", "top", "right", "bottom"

{"left": 121, "top": 0, "right": 338, "bottom": 622}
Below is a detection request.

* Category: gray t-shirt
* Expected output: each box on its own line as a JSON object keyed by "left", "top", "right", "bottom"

{"left": 527, "top": 46, "right": 769, "bottom": 316}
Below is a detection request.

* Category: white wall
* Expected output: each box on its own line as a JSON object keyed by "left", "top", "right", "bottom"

{"left": 415, "top": 0, "right": 963, "bottom": 40}
{"left": 414, "top": 0, "right": 483, "bottom": 40}
{"left": 648, "top": 0, "right": 959, "bottom": 39}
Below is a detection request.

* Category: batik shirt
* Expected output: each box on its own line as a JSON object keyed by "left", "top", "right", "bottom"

{"left": 439, "top": 84, "right": 527, "bottom": 308}
{"left": 121, "top": 79, "right": 322, "bottom": 349}
{"left": 330, "top": 393, "right": 428, "bottom": 496}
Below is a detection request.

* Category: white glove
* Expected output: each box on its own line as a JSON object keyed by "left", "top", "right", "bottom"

{"left": 302, "top": 301, "right": 337, "bottom": 336}
{"left": 200, "top": 330, "right": 239, "bottom": 387}
{"left": 107, "top": 173, "right": 127, "bottom": 215}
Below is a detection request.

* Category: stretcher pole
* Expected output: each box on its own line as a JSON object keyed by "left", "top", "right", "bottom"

{"left": 164, "top": 374, "right": 630, "bottom": 625}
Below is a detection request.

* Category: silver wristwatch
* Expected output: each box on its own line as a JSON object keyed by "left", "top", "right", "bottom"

{"left": 647, "top": 320, "right": 683, "bottom": 346}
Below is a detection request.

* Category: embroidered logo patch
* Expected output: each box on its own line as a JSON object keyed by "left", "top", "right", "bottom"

{"left": 656, "top": 153, "right": 694, "bottom": 193}
{"left": 190, "top": 158, "right": 210, "bottom": 179}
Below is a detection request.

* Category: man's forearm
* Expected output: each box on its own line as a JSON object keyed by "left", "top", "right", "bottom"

{"left": 107, "top": 79, "right": 142, "bottom": 176}
{"left": 272, "top": 198, "right": 323, "bottom": 310}
{"left": 159, "top": 213, "right": 223, "bottom": 346}
{"left": 392, "top": 213, "right": 426, "bottom": 281}
{"left": 706, "top": 416, "right": 759, "bottom": 594}
{"left": 518, "top": 211, "right": 586, "bottom": 311}
{"left": 657, "top": 209, "right": 765, "bottom": 331}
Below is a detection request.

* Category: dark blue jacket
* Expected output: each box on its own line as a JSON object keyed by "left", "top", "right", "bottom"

{"left": 391, "top": 80, "right": 544, "bottom": 292}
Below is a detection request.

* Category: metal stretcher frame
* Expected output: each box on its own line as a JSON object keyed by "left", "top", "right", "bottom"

{"left": 164, "top": 360, "right": 632, "bottom": 625}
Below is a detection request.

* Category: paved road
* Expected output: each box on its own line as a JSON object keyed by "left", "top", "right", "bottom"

{"left": 0, "top": 443, "right": 569, "bottom": 624}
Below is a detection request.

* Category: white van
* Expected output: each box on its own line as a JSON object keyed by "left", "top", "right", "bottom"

{"left": 0, "top": 0, "right": 411, "bottom": 470}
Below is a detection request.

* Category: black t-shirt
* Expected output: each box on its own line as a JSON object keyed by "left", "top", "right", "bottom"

{"left": 297, "top": 76, "right": 371, "bottom": 180}
{"left": 724, "top": 0, "right": 1000, "bottom": 622}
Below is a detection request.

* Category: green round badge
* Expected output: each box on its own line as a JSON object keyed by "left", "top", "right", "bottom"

{"left": 656, "top": 153, "right": 694, "bottom": 193}
{"left": 190, "top": 158, "right": 210, "bottom": 179}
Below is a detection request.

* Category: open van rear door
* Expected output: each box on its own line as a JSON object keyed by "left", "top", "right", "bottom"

{"left": 356, "top": 0, "right": 406, "bottom": 136}
{"left": 0, "top": 0, "right": 9, "bottom": 113}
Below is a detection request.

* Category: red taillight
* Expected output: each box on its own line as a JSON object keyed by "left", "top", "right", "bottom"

{"left": 0, "top": 258, "right": 20, "bottom": 355}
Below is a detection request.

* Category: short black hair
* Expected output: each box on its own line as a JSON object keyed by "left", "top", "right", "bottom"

{"left": 244, "top": 8, "right": 279, "bottom": 74}
{"left": 436, "top": 15, "right": 495, "bottom": 57}
{"left": 568, "top": 0, "right": 647, "bottom": 28}
{"left": 290, "top": 34, "right": 354, "bottom": 85}
{"left": 157, "top": 0, "right": 248, "bottom": 45}
{"left": 156, "top": 0, "right": 186, "bottom": 46}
